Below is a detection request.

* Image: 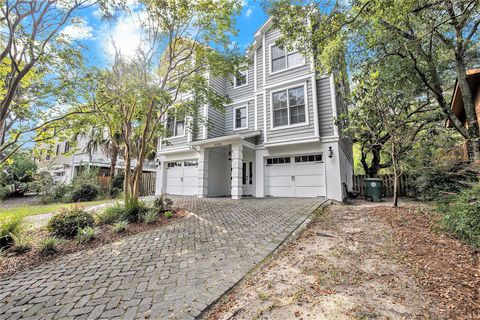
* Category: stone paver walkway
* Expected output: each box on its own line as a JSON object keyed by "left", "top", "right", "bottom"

{"left": 0, "top": 197, "right": 324, "bottom": 320}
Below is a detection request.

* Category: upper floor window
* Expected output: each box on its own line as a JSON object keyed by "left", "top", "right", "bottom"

{"left": 272, "top": 86, "right": 306, "bottom": 128}
{"left": 271, "top": 45, "right": 304, "bottom": 73}
{"left": 234, "top": 105, "right": 248, "bottom": 130}
{"left": 64, "top": 142, "right": 70, "bottom": 153}
{"left": 234, "top": 68, "right": 248, "bottom": 87}
{"left": 166, "top": 116, "right": 185, "bottom": 137}
{"left": 55, "top": 144, "right": 60, "bottom": 156}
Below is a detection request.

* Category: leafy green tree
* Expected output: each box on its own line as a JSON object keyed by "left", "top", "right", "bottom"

{"left": 0, "top": 0, "right": 106, "bottom": 165}
{"left": 264, "top": 0, "right": 480, "bottom": 160}
{"left": 82, "top": 0, "right": 242, "bottom": 206}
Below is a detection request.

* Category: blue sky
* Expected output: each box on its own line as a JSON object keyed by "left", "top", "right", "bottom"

{"left": 65, "top": 0, "right": 268, "bottom": 68}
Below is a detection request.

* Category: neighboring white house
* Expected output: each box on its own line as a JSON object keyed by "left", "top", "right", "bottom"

{"left": 155, "top": 18, "right": 354, "bottom": 201}
{"left": 37, "top": 135, "right": 156, "bottom": 184}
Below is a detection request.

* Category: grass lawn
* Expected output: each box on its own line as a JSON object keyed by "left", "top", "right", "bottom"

{"left": 0, "top": 199, "right": 114, "bottom": 222}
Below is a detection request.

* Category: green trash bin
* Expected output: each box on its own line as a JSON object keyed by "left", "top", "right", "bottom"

{"left": 365, "top": 178, "right": 383, "bottom": 202}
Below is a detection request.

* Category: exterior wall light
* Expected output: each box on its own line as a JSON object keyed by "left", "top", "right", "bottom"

{"left": 155, "top": 159, "right": 161, "bottom": 167}
{"left": 328, "top": 146, "right": 334, "bottom": 159}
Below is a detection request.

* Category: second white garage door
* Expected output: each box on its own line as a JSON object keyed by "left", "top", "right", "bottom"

{"left": 265, "top": 154, "right": 326, "bottom": 197}
{"left": 165, "top": 160, "right": 198, "bottom": 195}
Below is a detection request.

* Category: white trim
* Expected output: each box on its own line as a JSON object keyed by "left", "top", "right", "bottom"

{"left": 320, "top": 135, "right": 340, "bottom": 143}
{"left": 187, "top": 116, "right": 193, "bottom": 143}
{"left": 241, "top": 140, "right": 256, "bottom": 150}
{"left": 329, "top": 75, "right": 339, "bottom": 136}
{"left": 263, "top": 73, "right": 315, "bottom": 90}
{"left": 270, "top": 82, "right": 310, "bottom": 130}
{"left": 157, "top": 146, "right": 192, "bottom": 155}
{"left": 264, "top": 136, "right": 320, "bottom": 147}
{"left": 262, "top": 33, "right": 266, "bottom": 87}
{"left": 226, "top": 97, "right": 253, "bottom": 106}
{"left": 233, "top": 68, "right": 248, "bottom": 88}
{"left": 202, "top": 104, "right": 208, "bottom": 139}
{"left": 164, "top": 116, "right": 187, "bottom": 141}
{"left": 233, "top": 104, "right": 249, "bottom": 131}
{"left": 254, "top": 95, "right": 258, "bottom": 131}
{"left": 311, "top": 75, "right": 320, "bottom": 138}
{"left": 253, "top": 48, "right": 257, "bottom": 91}
{"left": 268, "top": 43, "right": 306, "bottom": 76}
{"left": 263, "top": 90, "right": 268, "bottom": 143}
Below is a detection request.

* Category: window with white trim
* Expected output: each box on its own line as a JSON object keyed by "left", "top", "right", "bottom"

{"left": 266, "top": 157, "right": 291, "bottom": 165}
{"left": 271, "top": 45, "right": 303, "bottom": 73}
{"left": 272, "top": 86, "right": 306, "bottom": 127}
{"left": 166, "top": 116, "right": 185, "bottom": 137}
{"left": 295, "top": 154, "right": 323, "bottom": 163}
{"left": 234, "top": 69, "right": 247, "bottom": 87}
{"left": 234, "top": 106, "right": 247, "bottom": 129}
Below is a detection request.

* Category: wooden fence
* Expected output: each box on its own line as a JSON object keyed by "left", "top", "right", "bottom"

{"left": 97, "top": 171, "right": 157, "bottom": 197}
{"left": 139, "top": 171, "right": 156, "bottom": 197}
{"left": 353, "top": 174, "right": 413, "bottom": 197}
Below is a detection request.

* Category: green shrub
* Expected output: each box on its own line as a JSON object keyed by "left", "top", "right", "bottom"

{"left": 96, "top": 205, "right": 124, "bottom": 225}
{"left": 47, "top": 206, "right": 95, "bottom": 238}
{"left": 11, "top": 233, "right": 32, "bottom": 254}
{"left": 110, "top": 173, "right": 124, "bottom": 197}
{"left": 0, "top": 217, "right": 23, "bottom": 248}
{"left": 153, "top": 194, "right": 173, "bottom": 213}
{"left": 120, "top": 203, "right": 149, "bottom": 223}
{"left": 76, "top": 227, "right": 97, "bottom": 244}
{"left": 39, "top": 237, "right": 59, "bottom": 256}
{"left": 0, "top": 186, "right": 11, "bottom": 200}
{"left": 113, "top": 220, "right": 129, "bottom": 233}
{"left": 413, "top": 162, "right": 479, "bottom": 201}
{"left": 164, "top": 211, "right": 174, "bottom": 219}
{"left": 439, "top": 183, "right": 480, "bottom": 248}
{"left": 70, "top": 183, "right": 99, "bottom": 202}
{"left": 142, "top": 210, "right": 157, "bottom": 224}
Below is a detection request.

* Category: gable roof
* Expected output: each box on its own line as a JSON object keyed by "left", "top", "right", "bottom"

{"left": 446, "top": 68, "right": 480, "bottom": 128}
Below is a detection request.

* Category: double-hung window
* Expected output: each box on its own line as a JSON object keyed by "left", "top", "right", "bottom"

{"left": 234, "top": 105, "right": 247, "bottom": 130}
{"left": 166, "top": 116, "right": 185, "bottom": 137}
{"left": 272, "top": 86, "right": 306, "bottom": 128}
{"left": 234, "top": 69, "right": 247, "bottom": 87}
{"left": 271, "top": 45, "right": 304, "bottom": 73}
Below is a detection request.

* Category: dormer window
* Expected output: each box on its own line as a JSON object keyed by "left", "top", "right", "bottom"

{"left": 166, "top": 116, "right": 185, "bottom": 137}
{"left": 234, "top": 68, "right": 248, "bottom": 88}
{"left": 271, "top": 45, "right": 304, "bottom": 73}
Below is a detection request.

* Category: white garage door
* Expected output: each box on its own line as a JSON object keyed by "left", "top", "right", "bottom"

{"left": 165, "top": 160, "right": 198, "bottom": 195}
{"left": 265, "top": 154, "right": 326, "bottom": 197}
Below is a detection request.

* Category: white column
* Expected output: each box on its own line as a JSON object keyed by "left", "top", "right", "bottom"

{"left": 255, "top": 149, "right": 267, "bottom": 197}
{"left": 231, "top": 143, "right": 243, "bottom": 199}
{"left": 155, "top": 158, "right": 165, "bottom": 196}
{"left": 198, "top": 147, "right": 209, "bottom": 197}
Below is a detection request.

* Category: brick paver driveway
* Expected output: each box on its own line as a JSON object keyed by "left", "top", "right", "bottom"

{"left": 0, "top": 197, "right": 324, "bottom": 320}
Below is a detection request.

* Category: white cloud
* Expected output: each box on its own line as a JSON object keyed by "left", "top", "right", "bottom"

{"left": 245, "top": 7, "right": 253, "bottom": 18}
{"left": 61, "top": 19, "right": 94, "bottom": 41}
{"left": 102, "top": 12, "right": 147, "bottom": 59}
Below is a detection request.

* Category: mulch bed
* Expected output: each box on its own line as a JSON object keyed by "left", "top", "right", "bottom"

{"left": 0, "top": 209, "right": 188, "bottom": 279}
{"left": 370, "top": 205, "right": 480, "bottom": 319}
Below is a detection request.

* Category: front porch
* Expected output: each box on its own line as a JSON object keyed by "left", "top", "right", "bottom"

{"left": 197, "top": 142, "right": 256, "bottom": 199}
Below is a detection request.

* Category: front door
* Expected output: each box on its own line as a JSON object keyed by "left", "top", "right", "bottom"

{"left": 242, "top": 161, "right": 254, "bottom": 196}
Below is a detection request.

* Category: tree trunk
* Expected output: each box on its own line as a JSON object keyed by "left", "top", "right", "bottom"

{"left": 108, "top": 146, "right": 118, "bottom": 196}
{"left": 391, "top": 143, "right": 398, "bottom": 207}
{"left": 454, "top": 54, "right": 480, "bottom": 161}
{"left": 123, "top": 154, "right": 132, "bottom": 206}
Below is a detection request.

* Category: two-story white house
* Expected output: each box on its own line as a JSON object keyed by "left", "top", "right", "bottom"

{"left": 155, "top": 19, "right": 353, "bottom": 201}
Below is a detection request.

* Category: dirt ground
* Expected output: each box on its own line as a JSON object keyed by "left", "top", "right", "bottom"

{"left": 202, "top": 202, "right": 480, "bottom": 320}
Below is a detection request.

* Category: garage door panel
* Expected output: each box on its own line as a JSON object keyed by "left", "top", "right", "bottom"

{"left": 165, "top": 160, "right": 198, "bottom": 196}
{"left": 295, "top": 174, "right": 325, "bottom": 187}
{"left": 265, "top": 165, "right": 291, "bottom": 176}
{"left": 294, "top": 164, "right": 322, "bottom": 175}
{"left": 265, "top": 155, "right": 326, "bottom": 198}
{"left": 265, "top": 176, "right": 292, "bottom": 187}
